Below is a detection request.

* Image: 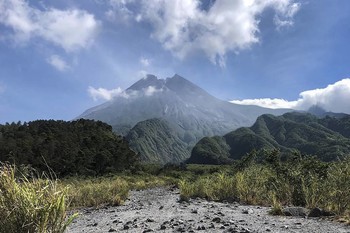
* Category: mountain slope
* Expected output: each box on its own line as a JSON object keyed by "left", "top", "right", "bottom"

{"left": 188, "top": 112, "right": 350, "bottom": 164}
{"left": 126, "top": 118, "right": 189, "bottom": 164}
{"left": 79, "top": 74, "right": 290, "bottom": 164}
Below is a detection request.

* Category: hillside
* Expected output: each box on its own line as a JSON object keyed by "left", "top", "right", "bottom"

{"left": 126, "top": 118, "right": 190, "bottom": 164}
{"left": 0, "top": 119, "right": 138, "bottom": 176}
{"left": 79, "top": 74, "right": 290, "bottom": 164}
{"left": 188, "top": 112, "right": 350, "bottom": 164}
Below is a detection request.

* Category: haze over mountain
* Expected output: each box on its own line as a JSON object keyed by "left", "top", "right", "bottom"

{"left": 188, "top": 112, "right": 350, "bottom": 164}
{"left": 79, "top": 74, "right": 290, "bottom": 163}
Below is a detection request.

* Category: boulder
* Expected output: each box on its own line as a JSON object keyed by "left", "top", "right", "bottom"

{"left": 282, "top": 207, "right": 309, "bottom": 216}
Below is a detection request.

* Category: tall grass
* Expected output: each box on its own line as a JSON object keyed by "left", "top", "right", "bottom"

{"left": 63, "top": 174, "right": 176, "bottom": 208}
{"left": 180, "top": 157, "right": 350, "bottom": 220}
{"left": 0, "top": 164, "right": 77, "bottom": 233}
{"left": 64, "top": 177, "right": 129, "bottom": 208}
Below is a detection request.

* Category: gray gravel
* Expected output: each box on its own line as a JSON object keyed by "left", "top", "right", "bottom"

{"left": 67, "top": 186, "right": 350, "bottom": 233}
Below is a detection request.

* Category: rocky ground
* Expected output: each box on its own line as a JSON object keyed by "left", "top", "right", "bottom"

{"left": 67, "top": 187, "right": 350, "bottom": 233}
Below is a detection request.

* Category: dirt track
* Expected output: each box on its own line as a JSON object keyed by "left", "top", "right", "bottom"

{"left": 67, "top": 187, "right": 350, "bottom": 233}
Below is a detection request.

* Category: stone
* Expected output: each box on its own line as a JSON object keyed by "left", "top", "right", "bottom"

{"left": 308, "top": 207, "right": 323, "bottom": 217}
{"left": 242, "top": 209, "right": 254, "bottom": 214}
{"left": 212, "top": 217, "right": 221, "bottom": 223}
{"left": 308, "top": 207, "right": 335, "bottom": 217}
{"left": 282, "top": 207, "right": 309, "bottom": 217}
{"left": 108, "top": 228, "right": 117, "bottom": 232}
{"left": 143, "top": 229, "right": 154, "bottom": 233}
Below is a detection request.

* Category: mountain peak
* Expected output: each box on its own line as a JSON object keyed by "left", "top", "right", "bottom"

{"left": 308, "top": 105, "right": 326, "bottom": 115}
{"left": 127, "top": 74, "right": 165, "bottom": 91}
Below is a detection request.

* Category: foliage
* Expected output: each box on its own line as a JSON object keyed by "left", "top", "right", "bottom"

{"left": 180, "top": 150, "right": 350, "bottom": 220}
{"left": 126, "top": 118, "right": 190, "bottom": 164}
{"left": 0, "top": 119, "right": 139, "bottom": 176}
{"left": 189, "top": 112, "right": 350, "bottom": 164}
{"left": 0, "top": 164, "right": 77, "bottom": 233}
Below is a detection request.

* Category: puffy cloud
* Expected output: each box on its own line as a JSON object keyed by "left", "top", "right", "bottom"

{"left": 0, "top": 0, "right": 99, "bottom": 52}
{"left": 140, "top": 57, "right": 150, "bottom": 67}
{"left": 88, "top": 86, "right": 126, "bottom": 101}
{"left": 231, "top": 78, "right": 350, "bottom": 114}
{"left": 105, "top": 0, "right": 135, "bottom": 23}
{"left": 109, "top": 0, "right": 300, "bottom": 66}
{"left": 231, "top": 98, "right": 297, "bottom": 109}
{"left": 46, "top": 55, "right": 70, "bottom": 71}
{"left": 144, "top": 86, "right": 162, "bottom": 96}
{"left": 88, "top": 85, "right": 163, "bottom": 101}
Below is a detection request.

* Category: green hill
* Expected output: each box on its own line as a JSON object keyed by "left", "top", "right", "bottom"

{"left": 0, "top": 119, "right": 138, "bottom": 176}
{"left": 126, "top": 118, "right": 190, "bottom": 164}
{"left": 188, "top": 112, "right": 350, "bottom": 164}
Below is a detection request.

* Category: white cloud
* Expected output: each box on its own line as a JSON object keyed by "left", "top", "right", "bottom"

{"left": 231, "top": 78, "right": 350, "bottom": 114}
{"left": 105, "top": 0, "right": 135, "bottom": 23}
{"left": 144, "top": 86, "right": 162, "bottom": 96}
{"left": 88, "top": 86, "right": 125, "bottom": 101}
{"left": 47, "top": 55, "right": 69, "bottom": 71}
{"left": 88, "top": 84, "right": 163, "bottom": 101}
{"left": 137, "top": 70, "right": 148, "bottom": 79}
{"left": 110, "top": 0, "right": 300, "bottom": 66}
{"left": 231, "top": 98, "right": 297, "bottom": 109}
{"left": 140, "top": 57, "right": 150, "bottom": 67}
{"left": 0, "top": 0, "right": 99, "bottom": 52}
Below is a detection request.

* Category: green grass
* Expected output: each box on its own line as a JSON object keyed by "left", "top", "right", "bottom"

{"left": 62, "top": 173, "right": 176, "bottom": 208}
{"left": 179, "top": 157, "right": 350, "bottom": 223}
{"left": 0, "top": 164, "right": 78, "bottom": 233}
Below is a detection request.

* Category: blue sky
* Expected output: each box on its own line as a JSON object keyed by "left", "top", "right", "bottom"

{"left": 0, "top": 0, "right": 350, "bottom": 123}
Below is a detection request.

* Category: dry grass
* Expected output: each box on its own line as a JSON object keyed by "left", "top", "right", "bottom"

{"left": 0, "top": 164, "right": 77, "bottom": 233}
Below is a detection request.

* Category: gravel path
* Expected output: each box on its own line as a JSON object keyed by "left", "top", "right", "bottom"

{"left": 67, "top": 186, "right": 350, "bottom": 233}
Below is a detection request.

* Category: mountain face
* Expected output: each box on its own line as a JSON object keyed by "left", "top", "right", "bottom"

{"left": 79, "top": 74, "right": 290, "bottom": 164}
{"left": 125, "top": 118, "right": 190, "bottom": 164}
{"left": 188, "top": 112, "right": 350, "bottom": 164}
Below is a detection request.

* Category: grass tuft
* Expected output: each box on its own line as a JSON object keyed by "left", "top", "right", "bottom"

{"left": 0, "top": 164, "right": 77, "bottom": 233}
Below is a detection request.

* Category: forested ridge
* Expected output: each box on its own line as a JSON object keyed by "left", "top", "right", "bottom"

{"left": 0, "top": 119, "right": 139, "bottom": 176}
{"left": 188, "top": 112, "right": 350, "bottom": 164}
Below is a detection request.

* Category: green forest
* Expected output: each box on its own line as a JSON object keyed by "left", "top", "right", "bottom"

{"left": 0, "top": 119, "right": 139, "bottom": 176}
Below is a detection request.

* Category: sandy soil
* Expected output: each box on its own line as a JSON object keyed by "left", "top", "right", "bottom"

{"left": 67, "top": 186, "right": 350, "bottom": 233}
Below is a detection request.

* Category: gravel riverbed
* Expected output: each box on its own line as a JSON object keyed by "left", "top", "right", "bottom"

{"left": 67, "top": 186, "right": 350, "bottom": 233}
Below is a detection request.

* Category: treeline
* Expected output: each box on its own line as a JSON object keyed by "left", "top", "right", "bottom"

{"left": 0, "top": 119, "right": 139, "bottom": 176}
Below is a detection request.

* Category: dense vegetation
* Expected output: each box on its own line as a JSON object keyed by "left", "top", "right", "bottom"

{"left": 181, "top": 150, "right": 350, "bottom": 221}
{"left": 189, "top": 112, "right": 350, "bottom": 164}
{"left": 126, "top": 118, "right": 190, "bottom": 164}
{"left": 0, "top": 119, "right": 139, "bottom": 176}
